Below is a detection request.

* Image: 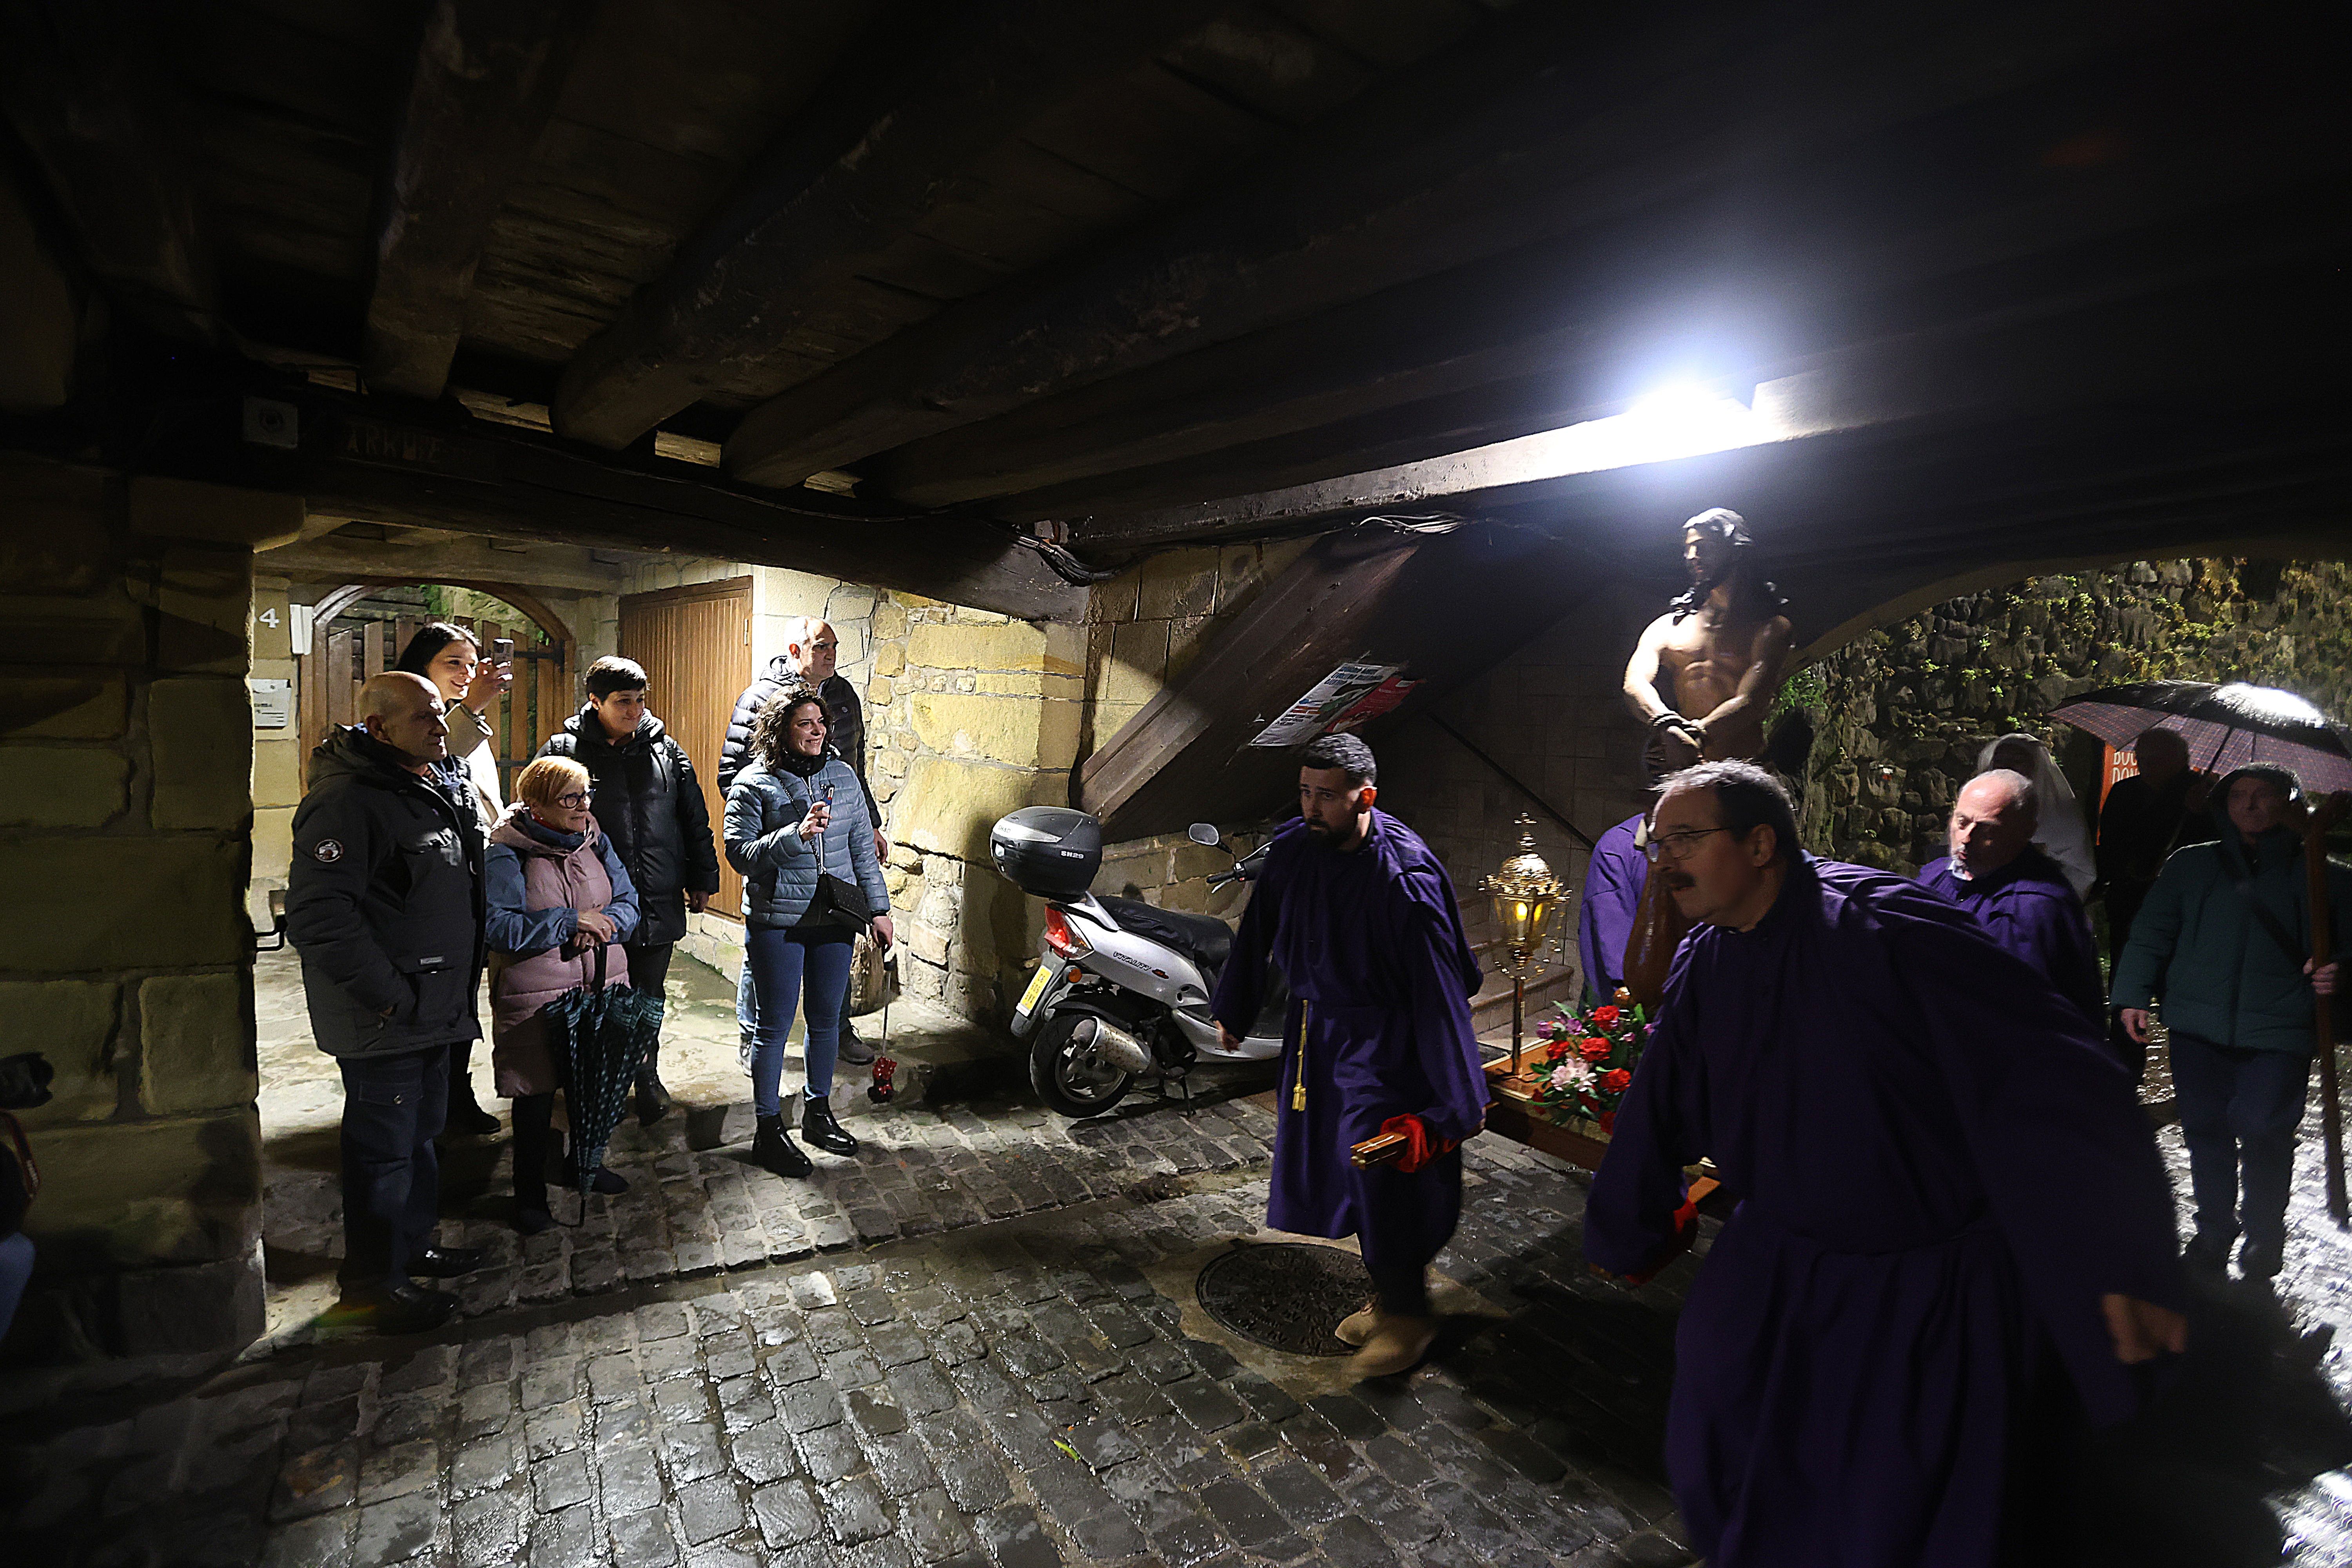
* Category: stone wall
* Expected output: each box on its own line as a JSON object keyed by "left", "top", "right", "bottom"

{"left": 1377, "top": 584, "right": 1659, "bottom": 994}
{"left": 1789, "top": 558, "right": 2352, "bottom": 873}
{"left": 0, "top": 459, "right": 298, "bottom": 1363}
{"left": 622, "top": 544, "right": 1312, "bottom": 1019}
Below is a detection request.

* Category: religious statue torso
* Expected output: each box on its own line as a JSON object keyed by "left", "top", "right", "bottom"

{"left": 1648, "top": 598, "right": 1788, "bottom": 765}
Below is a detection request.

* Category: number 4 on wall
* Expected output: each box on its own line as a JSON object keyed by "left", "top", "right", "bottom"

{"left": 258, "top": 607, "right": 280, "bottom": 628}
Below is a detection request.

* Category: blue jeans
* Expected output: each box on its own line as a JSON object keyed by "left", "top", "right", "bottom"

{"left": 2169, "top": 1031, "right": 2311, "bottom": 1250}
{"left": 0, "top": 1230, "right": 33, "bottom": 1343}
{"left": 740, "top": 955, "right": 856, "bottom": 1044}
{"left": 338, "top": 1044, "right": 451, "bottom": 1292}
{"left": 747, "top": 928, "right": 854, "bottom": 1117}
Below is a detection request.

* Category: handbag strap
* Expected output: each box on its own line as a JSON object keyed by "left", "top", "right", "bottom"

{"left": 2220, "top": 851, "right": 2311, "bottom": 970}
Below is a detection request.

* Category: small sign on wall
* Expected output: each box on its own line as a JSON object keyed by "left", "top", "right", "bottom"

{"left": 1249, "top": 661, "right": 1417, "bottom": 748}
{"left": 249, "top": 678, "right": 292, "bottom": 729}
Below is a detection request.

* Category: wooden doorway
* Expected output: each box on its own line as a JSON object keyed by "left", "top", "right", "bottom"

{"left": 621, "top": 577, "right": 755, "bottom": 918}
{"left": 302, "top": 581, "right": 577, "bottom": 802}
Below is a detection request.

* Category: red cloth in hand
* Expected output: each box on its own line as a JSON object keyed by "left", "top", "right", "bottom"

{"left": 1624, "top": 1195, "right": 1700, "bottom": 1286}
{"left": 1379, "top": 1114, "right": 1457, "bottom": 1175}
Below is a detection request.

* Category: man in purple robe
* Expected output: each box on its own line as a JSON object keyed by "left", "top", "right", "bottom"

{"left": 1579, "top": 811, "right": 1648, "bottom": 1004}
{"left": 1213, "top": 733, "right": 1488, "bottom": 1379}
{"left": 1916, "top": 769, "right": 2106, "bottom": 1030}
{"left": 1586, "top": 761, "right": 2186, "bottom": 1566}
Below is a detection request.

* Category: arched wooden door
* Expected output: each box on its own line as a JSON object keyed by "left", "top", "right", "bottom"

{"left": 301, "top": 580, "right": 578, "bottom": 800}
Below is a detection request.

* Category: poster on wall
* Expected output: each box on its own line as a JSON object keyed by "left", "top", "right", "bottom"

{"left": 1248, "top": 662, "right": 1418, "bottom": 748}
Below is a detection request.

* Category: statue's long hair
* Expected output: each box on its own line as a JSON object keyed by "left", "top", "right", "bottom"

{"left": 1668, "top": 508, "right": 1786, "bottom": 623}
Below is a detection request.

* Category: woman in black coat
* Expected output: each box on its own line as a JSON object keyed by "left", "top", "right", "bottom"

{"left": 537, "top": 657, "right": 720, "bottom": 1121}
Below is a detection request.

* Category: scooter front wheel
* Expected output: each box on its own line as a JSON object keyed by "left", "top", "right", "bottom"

{"left": 1029, "top": 1009, "right": 1133, "bottom": 1118}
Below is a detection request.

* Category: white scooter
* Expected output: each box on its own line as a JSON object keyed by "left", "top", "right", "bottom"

{"left": 989, "top": 809, "right": 1287, "bottom": 1117}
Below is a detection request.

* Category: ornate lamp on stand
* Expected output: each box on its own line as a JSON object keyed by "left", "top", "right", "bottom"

{"left": 1483, "top": 813, "right": 1563, "bottom": 1079}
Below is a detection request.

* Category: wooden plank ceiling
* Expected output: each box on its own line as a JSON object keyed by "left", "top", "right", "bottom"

{"left": 0, "top": 0, "right": 2342, "bottom": 621}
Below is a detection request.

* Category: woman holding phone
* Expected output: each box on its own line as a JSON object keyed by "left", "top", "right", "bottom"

{"left": 724, "top": 687, "right": 893, "bottom": 1176}
{"left": 394, "top": 622, "right": 514, "bottom": 826}
{"left": 393, "top": 620, "right": 515, "bottom": 1136}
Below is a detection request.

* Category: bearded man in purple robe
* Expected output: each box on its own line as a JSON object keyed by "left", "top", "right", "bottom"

{"left": 1586, "top": 761, "right": 2185, "bottom": 1567}
{"left": 1916, "top": 768, "right": 2106, "bottom": 1030}
{"left": 1212, "top": 733, "right": 1488, "bottom": 1380}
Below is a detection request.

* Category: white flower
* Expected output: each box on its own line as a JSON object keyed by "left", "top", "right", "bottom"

{"left": 1549, "top": 1060, "right": 1592, "bottom": 1093}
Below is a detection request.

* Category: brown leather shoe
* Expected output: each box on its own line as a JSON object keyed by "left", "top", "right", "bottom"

{"left": 1335, "top": 1305, "right": 1381, "bottom": 1347}
{"left": 1348, "top": 1315, "right": 1437, "bottom": 1380}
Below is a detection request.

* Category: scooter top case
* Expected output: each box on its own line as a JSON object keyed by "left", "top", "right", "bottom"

{"left": 989, "top": 807, "right": 1102, "bottom": 900}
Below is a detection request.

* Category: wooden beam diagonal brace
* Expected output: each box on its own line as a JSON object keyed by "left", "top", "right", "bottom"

{"left": 550, "top": 0, "right": 1225, "bottom": 451}
{"left": 364, "top": 0, "right": 604, "bottom": 401}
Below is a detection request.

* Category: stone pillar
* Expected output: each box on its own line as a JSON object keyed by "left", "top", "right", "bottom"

{"left": 0, "top": 459, "right": 299, "bottom": 1363}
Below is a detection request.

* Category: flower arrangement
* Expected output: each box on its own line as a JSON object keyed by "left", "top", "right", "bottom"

{"left": 1521, "top": 992, "right": 1648, "bottom": 1133}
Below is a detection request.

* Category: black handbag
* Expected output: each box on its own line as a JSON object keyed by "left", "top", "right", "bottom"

{"left": 795, "top": 775, "right": 873, "bottom": 932}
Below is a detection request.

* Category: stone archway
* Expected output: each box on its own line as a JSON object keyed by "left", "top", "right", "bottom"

{"left": 299, "top": 579, "right": 581, "bottom": 783}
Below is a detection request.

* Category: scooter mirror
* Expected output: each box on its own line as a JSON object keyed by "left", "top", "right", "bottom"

{"left": 1186, "top": 822, "right": 1221, "bottom": 848}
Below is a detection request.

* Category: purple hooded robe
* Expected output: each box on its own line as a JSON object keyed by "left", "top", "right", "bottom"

{"left": 1579, "top": 812, "right": 1648, "bottom": 1004}
{"left": 1212, "top": 809, "right": 1486, "bottom": 1277}
{"left": 1585, "top": 857, "right": 2182, "bottom": 1567}
{"left": 1916, "top": 844, "right": 2106, "bottom": 1029}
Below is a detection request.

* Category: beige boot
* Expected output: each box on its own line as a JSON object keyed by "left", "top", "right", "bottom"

{"left": 1335, "top": 1304, "right": 1381, "bottom": 1347}
{"left": 1348, "top": 1314, "right": 1437, "bottom": 1380}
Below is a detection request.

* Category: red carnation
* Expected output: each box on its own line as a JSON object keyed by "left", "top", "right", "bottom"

{"left": 1601, "top": 1068, "right": 1632, "bottom": 1093}
{"left": 1580, "top": 1039, "right": 1611, "bottom": 1063}
{"left": 1593, "top": 1005, "right": 1621, "bottom": 1025}
{"left": 1546, "top": 1042, "right": 1569, "bottom": 1062}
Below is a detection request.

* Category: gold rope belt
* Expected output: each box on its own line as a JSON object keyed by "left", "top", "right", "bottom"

{"left": 1292, "top": 998, "right": 1312, "bottom": 1111}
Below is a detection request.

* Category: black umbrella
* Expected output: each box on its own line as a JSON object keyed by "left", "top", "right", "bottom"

{"left": 541, "top": 944, "right": 665, "bottom": 1218}
{"left": 2049, "top": 680, "right": 2352, "bottom": 794}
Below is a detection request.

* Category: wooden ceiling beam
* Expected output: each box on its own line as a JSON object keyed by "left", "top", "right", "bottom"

{"left": 1063, "top": 245, "right": 2349, "bottom": 554}
{"left": 141, "top": 386, "right": 1087, "bottom": 621}
{"left": 362, "top": 0, "right": 602, "bottom": 402}
{"left": 866, "top": 42, "right": 2341, "bottom": 516}
{"left": 721, "top": 0, "right": 2179, "bottom": 490}
{"left": 0, "top": 0, "right": 217, "bottom": 339}
{"left": 547, "top": 0, "right": 1225, "bottom": 452}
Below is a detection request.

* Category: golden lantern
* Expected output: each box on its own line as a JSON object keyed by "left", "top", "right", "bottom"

{"left": 1482, "top": 813, "right": 1563, "bottom": 1074}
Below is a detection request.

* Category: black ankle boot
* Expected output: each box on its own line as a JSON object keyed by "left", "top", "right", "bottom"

{"left": 801, "top": 1094, "right": 858, "bottom": 1156}
{"left": 635, "top": 1060, "right": 673, "bottom": 1126}
{"left": 753, "top": 1113, "right": 812, "bottom": 1178}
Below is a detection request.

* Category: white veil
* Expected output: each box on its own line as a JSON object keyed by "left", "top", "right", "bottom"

{"left": 1975, "top": 733, "right": 2096, "bottom": 899}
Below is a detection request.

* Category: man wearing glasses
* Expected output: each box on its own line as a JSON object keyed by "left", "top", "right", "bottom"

{"left": 1584, "top": 760, "right": 2186, "bottom": 1566}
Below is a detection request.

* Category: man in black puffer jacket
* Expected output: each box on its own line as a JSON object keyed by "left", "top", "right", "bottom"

{"left": 540, "top": 657, "right": 722, "bottom": 1122}
{"left": 289, "top": 672, "right": 488, "bottom": 1334}
{"left": 719, "top": 617, "right": 883, "bottom": 1064}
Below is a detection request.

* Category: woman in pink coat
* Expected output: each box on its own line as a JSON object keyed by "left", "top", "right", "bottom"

{"left": 486, "top": 757, "right": 640, "bottom": 1234}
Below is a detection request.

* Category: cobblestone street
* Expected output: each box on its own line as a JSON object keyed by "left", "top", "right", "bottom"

{"left": 9, "top": 953, "right": 2352, "bottom": 1566}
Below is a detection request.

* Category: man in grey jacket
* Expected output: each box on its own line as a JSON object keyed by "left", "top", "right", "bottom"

{"left": 287, "top": 672, "right": 488, "bottom": 1333}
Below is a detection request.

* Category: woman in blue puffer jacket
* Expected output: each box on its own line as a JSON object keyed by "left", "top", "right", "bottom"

{"left": 725, "top": 686, "right": 894, "bottom": 1177}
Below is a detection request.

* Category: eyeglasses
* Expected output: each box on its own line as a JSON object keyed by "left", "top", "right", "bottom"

{"left": 1644, "top": 827, "right": 1732, "bottom": 863}
{"left": 553, "top": 791, "right": 595, "bottom": 809}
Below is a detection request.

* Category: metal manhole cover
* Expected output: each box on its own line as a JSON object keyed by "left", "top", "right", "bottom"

{"left": 1196, "top": 1243, "right": 1369, "bottom": 1356}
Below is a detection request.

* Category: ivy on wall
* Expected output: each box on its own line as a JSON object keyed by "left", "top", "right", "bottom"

{"left": 1777, "top": 559, "right": 2352, "bottom": 873}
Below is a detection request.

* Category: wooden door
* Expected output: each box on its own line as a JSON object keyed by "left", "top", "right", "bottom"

{"left": 621, "top": 578, "right": 754, "bottom": 918}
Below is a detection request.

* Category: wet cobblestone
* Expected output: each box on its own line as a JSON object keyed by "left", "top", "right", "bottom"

{"left": 14, "top": 1040, "right": 2352, "bottom": 1564}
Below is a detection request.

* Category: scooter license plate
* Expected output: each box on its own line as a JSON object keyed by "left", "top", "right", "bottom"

{"left": 1016, "top": 963, "right": 1055, "bottom": 1017}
